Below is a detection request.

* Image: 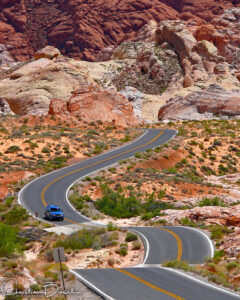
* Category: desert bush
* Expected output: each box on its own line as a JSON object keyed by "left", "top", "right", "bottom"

{"left": 55, "top": 228, "right": 106, "bottom": 250}
{"left": 180, "top": 217, "right": 197, "bottom": 227}
{"left": 5, "top": 145, "right": 21, "bottom": 153}
{"left": 107, "top": 222, "right": 118, "bottom": 231}
{"left": 41, "top": 147, "right": 50, "bottom": 153}
{"left": 125, "top": 232, "right": 138, "bottom": 242}
{"left": 95, "top": 184, "right": 142, "bottom": 218}
{"left": 213, "top": 250, "right": 225, "bottom": 263}
{"left": 30, "top": 284, "right": 41, "bottom": 292}
{"left": 5, "top": 196, "right": 14, "bottom": 207}
{"left": 0, "top": 223, "right": 21, "bottom": 257}
{"left": 135, "top": 152, "right": 142, "bottom": 158}
{"left": 132, "top": 241, "right": 141, "bottom": 250}
{"left": 163, "top": 260, "right": 191, "bottom": 271}
{"left": 198, "top": 197, "right": 225, "bottom": 207}
{"left": 209, "top": 225, "right": 232, "bottom": 240}
{"left": 116, "top": 245, "right": 128, "bottom": 256}
{"left": 2, "top": 206, "right": 28, "bottom": 225}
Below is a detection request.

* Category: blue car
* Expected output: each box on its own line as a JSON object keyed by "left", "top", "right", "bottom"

{"left": 44, "top": 205, "right": 64, "bottom": 221}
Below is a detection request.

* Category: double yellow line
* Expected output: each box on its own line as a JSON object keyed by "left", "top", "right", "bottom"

{"left": 159, "top": 228, "right": 183, "bottom": 261}
{"left": 115, "top": 228, "right": 183, "bottom": 299}
{"left": 41, "top": 130, "right": 165, "bottom": 207}
{"left": 40, "top": 129, "right": 184, "bottom": 299}
{"left": 115, "top": 269, "right": 185, "bottom": 300}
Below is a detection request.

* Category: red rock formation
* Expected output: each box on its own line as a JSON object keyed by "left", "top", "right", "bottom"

{"left": 49, "top": 85, "right": 138, "bottom": 127}
{"left": 67, "top": 89, "right": 138, "bottom": 127}
{"left": 158, "top": 84, "right": 240, "bottom": 120}
{"left": 48, "top": 99, "right": 68, "bottom": 115}
{"left": 0, "top": 0, "right": 238, "bottom": 61}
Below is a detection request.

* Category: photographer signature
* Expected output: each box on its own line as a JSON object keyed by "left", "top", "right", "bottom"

{"left": 1, "top": 278, "right": 82, "bottom": 297}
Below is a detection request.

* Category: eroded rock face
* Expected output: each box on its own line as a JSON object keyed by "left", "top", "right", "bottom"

{"left": 155, "top": 20, "right": 225, "bottom": 86}
{"left": 0, "top": 0, "right": 238, "bottom": 61}
{"left": 0, "top": 98, "right": 15, "bottom": 115}
{"left": 0, "top": 44, "right": 16, "bottom": 69}
{"left": 111, "top": 40, "right": 183, "bottom": 95}
{"left": 162, "top": 205, "right": 240, "bottom": 227}
{"left": 158, "top": 84, "right": 240, "bottom": 120}
{"left": 49, "top": 87, "right": 138, "bottom": 127}
{"left": 0, "top": 54, "right": 95, "bottom": 115}
{"left": 67, "top": 89, "right": 138, "bottom": 127}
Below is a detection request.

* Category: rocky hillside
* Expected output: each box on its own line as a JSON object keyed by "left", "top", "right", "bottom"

{"left": 0, "top": 0, "right": 239, "bottom": 62}
{"left": 0, "top": 8, "right": 239, "bottom": 123}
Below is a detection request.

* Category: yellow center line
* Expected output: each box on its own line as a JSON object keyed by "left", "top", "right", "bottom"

{"left": 114, "top": 268, "right": 185, "bottom": 300}
{"left": 159, "top": 228, "right": 183, "bottom": 261}
{"left": 41, "top": 129, "right": 164, "bottom": 207}
{"left": 40, "top": 129, "right": 185, "bottom": 298}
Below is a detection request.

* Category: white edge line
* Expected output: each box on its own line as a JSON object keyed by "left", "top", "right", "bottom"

{"left": 177, "top": 226, "right": 214, "bottom": 258}
{"left": 18, "top": 129, "right": 177, "bottom": 229}
{"left": 65, "top": 129, "right": 178, "bottom": 225}
{"left": 129, "top": 229, "right": 150, "bottom": 266}
{"left": 18, "top": 130, "right": 148, "bottom": 221}
{"left": 20, "top": 128, "right": 233, "bottom": 298}
{"left": 160, "top": 267, "right": 240, "bottom": 298}
{"left": 65, "top": 162, "right": 120, "bottom": 225}
{"left": 70, "top": 270, "right": 114, "bottom": 300}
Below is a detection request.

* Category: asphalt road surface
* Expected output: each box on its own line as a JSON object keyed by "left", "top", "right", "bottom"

{"left": 19, "top": 129, "right": 240, "bottom": 300}
{"left": 72, "top": 267, "right": 240, "bottom": 300}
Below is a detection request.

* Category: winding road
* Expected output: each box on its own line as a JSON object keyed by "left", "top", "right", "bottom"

{"left": 19, "top": 129, "right": 240, "bottom": 300}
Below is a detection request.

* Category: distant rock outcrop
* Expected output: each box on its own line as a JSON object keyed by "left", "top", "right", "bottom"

{"left": 0, "top": 0, "right": 239, "bottom": 61}
{"left": 158, "top": 84, "right": 240, "bottom": 120}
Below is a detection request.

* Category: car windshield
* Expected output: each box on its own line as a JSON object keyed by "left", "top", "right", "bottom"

{"left": 50, "top": 207, "right": 61, "bottom": 212}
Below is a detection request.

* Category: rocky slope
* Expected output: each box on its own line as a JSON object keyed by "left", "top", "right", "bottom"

{"left": 0, "top": 9, "right": 240, "bottom": 123}
{"left": 0, "top": 0, "right": 239, "bottom": 62}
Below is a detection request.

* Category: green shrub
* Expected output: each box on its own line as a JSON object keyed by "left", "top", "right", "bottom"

{"left": 95, "top": 184, "right": 142, "bottom": 218}
{"left": 135, "top": 152, "right": 142, "bottom": 158}
{"left": 198, "top": 197, "right": 225, "bottom": 207}
{"left": 3, "top": 206, "right": 28, "bottom": 225}
{"left": 55, "top": 228, "right": 106, "bottom": 250}
{"left": 213, "top": 250, "right": 224, "bottom": 263}
{"left": 163, "top": 260, "right": 191, "bottom": 271}
{"left": 30, "top": 284, "right": 41, "bottom": 292}
{"left": 107, "top": 222, "right": 118, "bottom": 231}
{"left": 5, "top": 145, "right": 21, "bottom": 153}
{"left": 121, "top": 135, "right": 131, "bottom": 143}
{"left": 226, "top": 261, "right": 239, "bottom": 271}
{"left": 141, "top": 212, "right": 154, "bottom": 220}
{"left": 209, "top": 225, "right": 232, "bottom": 240}
{"left": 132, "top": 241, "right": 141, "bottom": 250}
{"left": 180, "top": 217, "right": 196, "bottom": 227}
{"left": 41, "top": 147, "right": 50, "bottom": 153}
{"left": 125, "top": 232, "right": 138, "bottom": 242}
{"left": 44, "top": 271, "right": 58, "bottom": 281}
{"left": 69, "top": 193, "right": 91, "bottom": 210}
{"left": 5, "top": 196, "right": 14, "bottom": 207}
{"left": 0, "top": 223, "right": 21, "bottom": 257}
{"left": 116, "top": 246, "right": 128, "bottom": 256}
{"left": 88, "top": 129, "right": 99, "bottom": 136}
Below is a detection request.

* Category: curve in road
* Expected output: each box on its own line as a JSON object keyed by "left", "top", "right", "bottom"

{"left": 18, "top": 129, "right": 240, "bottom": 299}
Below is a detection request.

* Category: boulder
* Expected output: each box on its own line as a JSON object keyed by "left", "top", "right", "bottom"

{"left": 34, "top": 46, "right": 61, "bottom": 60}
{"left": 67, "top": 89, "right": 138, "bottom": 127}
